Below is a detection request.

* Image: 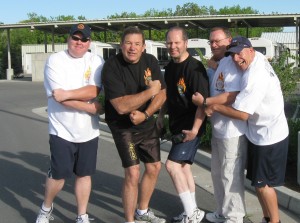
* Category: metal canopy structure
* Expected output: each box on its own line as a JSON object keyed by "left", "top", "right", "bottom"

{"left": 1, "top": 13, "right": 300, "bottom": 79}
{"left": 0, "top": 13, "right": 300, "bottom": 34}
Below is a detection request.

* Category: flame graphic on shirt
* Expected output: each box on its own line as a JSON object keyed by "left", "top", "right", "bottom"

{"left": 144, "top": 68, "right": 152, "bottom": 86}
{"left": 215, "top": 72, "right": 224, "bottom": 92}
{"left": 84, "top": 66, "right": 91, "bottom": 81}
{"left": 177, "top": 77, "right": 186, "bottom": 95}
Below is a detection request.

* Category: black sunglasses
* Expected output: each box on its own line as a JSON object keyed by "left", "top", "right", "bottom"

{"left": 71, "top": 35, "right": 90, "bottom": 43}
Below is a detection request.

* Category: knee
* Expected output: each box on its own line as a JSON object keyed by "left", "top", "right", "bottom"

{"left": 125, "top": 165, "right": 140, "bottom": 182}
{"left": 146, "top": 162, "right": 161, "bottom": 176}
{"left": 165, "top": 160, "right": 179, "bottom": 175}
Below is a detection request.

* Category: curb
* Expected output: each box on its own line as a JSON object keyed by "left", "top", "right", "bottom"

{"left": 99, "top": 121, "right": 300, "bottom": 218}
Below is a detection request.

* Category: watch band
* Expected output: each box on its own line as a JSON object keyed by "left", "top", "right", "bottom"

{"left": 143, "top": 111, "right": 150, "bottom": 120}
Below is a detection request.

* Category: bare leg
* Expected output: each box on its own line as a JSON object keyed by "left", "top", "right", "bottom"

{"left": 182, "top": 163, "right": 195, "bottom": 193}
{"left": 123, "top": 165, "right": 140, "bottom": 222}
{"left": 138, "top": 161, "right": 161, "bottom": 209}
{"left": 75, "top": 176, "right": 91, "bottom": 215}
{"left": 165, "top": 160, "right": 190, "bottom": 194}
{"left": 43, "top": 177, "right": 65, "bottom": 208}
{"left": 256, "top": 186, "right": 280, "bottom": 223}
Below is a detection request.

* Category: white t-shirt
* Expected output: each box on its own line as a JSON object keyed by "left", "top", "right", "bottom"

{"left": 44, "top": 50, "right": 104, "bottom": 143}
{"left": 210, "top": 56, "right": 247, "bottom": 139}
{"left": 233, "top": 52, "right": 289, "bottom": 145}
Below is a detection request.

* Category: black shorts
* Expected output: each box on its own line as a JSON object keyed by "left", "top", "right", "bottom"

{"left": 48, "top": 134, "right": 99, "bottom": 179}
{"left": 168, "top": 136, "right": 200, "bottom": 164}
{"left": 246, "top": 136, "right": 289, "bottom": 188}
{"left": 108, "top": 123, "right": 161, "bottom": 168}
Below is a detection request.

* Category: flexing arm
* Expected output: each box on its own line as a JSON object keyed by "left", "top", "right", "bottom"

{"left": 52, "top": 85, "right": 100, "bottom": 102}
{"left": 130, "top": 88, "right": 166, "bottom": 125}
{"left": 110, "top": 80, "right": 161, "bottom": 115}
{"left": 61, "top": 100, "right": 104, "bottom": 115}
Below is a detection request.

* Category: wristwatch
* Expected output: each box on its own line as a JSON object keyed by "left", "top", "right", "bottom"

{"left": 143, "top": 111, "right": 150, "bottom": 121}
{"left": 203, "top": 98, "right": 207, "bottom": 108}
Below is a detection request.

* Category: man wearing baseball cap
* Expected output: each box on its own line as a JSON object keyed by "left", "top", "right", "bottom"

{"left": 36, "top": 23, "right": 104, "bottom": 223}
{"left": 69, "top": 23, "right": 91, "bottom": 40}
{"left": 204, "top": 36, "right": 288, "bottom": 223}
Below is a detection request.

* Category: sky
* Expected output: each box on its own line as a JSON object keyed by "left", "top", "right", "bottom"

{"left": 1, "top": 0, "right": 299, "bottom": 30}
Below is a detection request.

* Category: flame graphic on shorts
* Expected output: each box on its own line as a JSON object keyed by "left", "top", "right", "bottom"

{"left": 128, "top": 142, "right": 137, "bottom": 161}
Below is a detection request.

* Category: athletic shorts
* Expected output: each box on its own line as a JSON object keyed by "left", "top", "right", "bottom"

{"left": 48, "top": 134, "right": 99, "bottom": 179}
{"left": 246, "top": 136, "right": 289, "bottom": 188}
{"left": 168, "top": 136, "right": 200, "bottom": 164}
{"left": 108, "top": 124, "right": 161, "bottom": 168}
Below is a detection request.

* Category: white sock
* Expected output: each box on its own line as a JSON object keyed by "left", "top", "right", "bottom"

{"left": 41, "top": 202, "right": 52, "bottom": 212}
{"left": 179, "top": 191, "right": 194, "bottom": 217}
{"left": 190, "top": 191, "right": 197, "bottom": 209}
{"left": 137, "top": 208, "right": 148, "bottom": 215}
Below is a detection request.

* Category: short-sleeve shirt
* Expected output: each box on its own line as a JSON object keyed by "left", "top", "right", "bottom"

{"left": 164, "top": 55, "right": 209, "bottom": 136}
{"left": 44, "top": 50, "right": 104, "bottom": 143}
{"left": 102, "top": 52, "right": 166, "bottom": 131}
{"left": 232, "top": 52, "right": 289, "bottom": 145}
{"left": 209, "top": 56, "right": 247, "bottom": 139}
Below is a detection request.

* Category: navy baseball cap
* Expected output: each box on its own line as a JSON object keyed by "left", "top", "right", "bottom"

{"left": 225, "top": 36, "right": 252, "bottom": 56}
{"left": 69, "top": 23, "right": 91, "bottom": 39}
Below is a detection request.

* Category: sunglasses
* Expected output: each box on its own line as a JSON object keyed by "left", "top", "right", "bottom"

{"left": 226, "top": 41, "right": 251, "bottom": 50}
{"left": 71, "top": 35, "right": 90, "bottom": 43}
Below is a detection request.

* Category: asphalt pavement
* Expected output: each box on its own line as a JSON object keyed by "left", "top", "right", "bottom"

{"left": 1, "top": 80, "right": 300, "bottom": 223}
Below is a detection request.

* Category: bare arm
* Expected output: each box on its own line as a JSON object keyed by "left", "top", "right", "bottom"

{"left": 61, "top": 100, "right": 104, "bottom": 115}
{"left": 205, "top": 104, "right": 249, "bottom": 121}
{"left": 110, "top": 80, "right": 161, "bottom": 115}
{"left": 182, "top": 106, "right": 206, "bottom": 142}
{"left": 52, "top": 85, "right": 100, "bottom": 102}
{"left": 130, "top": 88, "right": 166, "bottom": 125}
{"left": 192, "top": 91, "right": 238, "bottom": 107}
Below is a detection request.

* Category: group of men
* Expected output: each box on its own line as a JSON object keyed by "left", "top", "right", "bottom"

{"left": 35, "top": 23, "right": 288, "bottom": 223}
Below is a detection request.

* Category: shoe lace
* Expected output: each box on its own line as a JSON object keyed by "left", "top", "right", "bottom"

{"left": 37, "top": 211, "right": 54, "bottom": 221}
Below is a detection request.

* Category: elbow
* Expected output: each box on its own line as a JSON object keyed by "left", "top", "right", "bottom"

{"left": 114, "top": 105, "right": 129, "bottom": 115}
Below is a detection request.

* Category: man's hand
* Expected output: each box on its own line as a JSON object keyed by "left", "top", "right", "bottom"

{"left": 192, "top": 92, "right": 204, "bottom": 106}
{"left": 52, "top": 89, "right": 70, "bottom": 102}
{"left": 130, "top": 110, "right": 145, "bottom": 125}
{"left": 92, "top": 101, "right": 104, "bottom": 115}
{"left": 182, "top": 129, "right": 197, "bottom": 142}
{"left": 205, "top": 105, "right": 216, "bottom": 117}
{"left": 148, "top": 80, "right": 161, "bottom": 96}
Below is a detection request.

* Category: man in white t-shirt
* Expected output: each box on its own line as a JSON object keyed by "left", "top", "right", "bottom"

{"left": 36, "top": 23, "right": 104, "bottom": 223}
{"left": 205, "top": 36, "right": 289, "bottom": 223}
{"left": 192, "top": 27, "right": 247, "bottom": 223}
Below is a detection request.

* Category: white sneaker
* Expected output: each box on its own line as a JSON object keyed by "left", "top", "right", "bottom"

{"left": 35, "top": 204, "right": 54, "bottom": 223}
{"left": 134, "top": 208, "right": 166, "bottom": 223}
{"left": 184, "top": 208, "right": 205, "bottom": 223}
{"left": 75, "top": 214, "right": 91, "bottom": 223}
{"left": 206, "top": 212, "right": 226, "bottom": 223}
{"left": 172, "top": 211, "right": 185, "bottom": 222}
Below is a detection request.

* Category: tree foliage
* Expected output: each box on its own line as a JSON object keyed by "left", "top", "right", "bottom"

{"left": 0, "top": 2, "right": 295, "bottom": 78}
